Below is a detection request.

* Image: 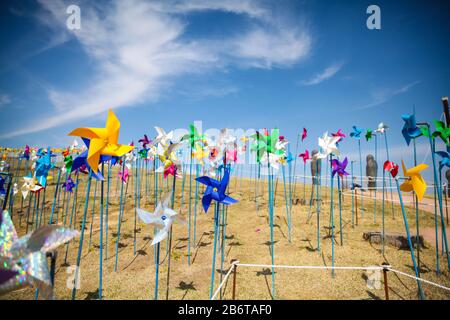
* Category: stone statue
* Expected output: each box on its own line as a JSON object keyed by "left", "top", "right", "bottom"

{"left": 366, "top": 154, "right": 378, "bottom": 189}
{"left": 310, "top": 150, "right": 321, "bottom": 185}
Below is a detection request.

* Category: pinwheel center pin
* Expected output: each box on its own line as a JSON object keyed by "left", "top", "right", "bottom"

{"left": 161, "top": 215, "right": 167, "bottom": 221}
{"left": 213, "top": 187, "right": 218, "bottom": 192}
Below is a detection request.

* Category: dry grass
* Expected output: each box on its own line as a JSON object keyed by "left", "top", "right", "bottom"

{"left": 3, "top": 166, "right": 450, "bottom": 300}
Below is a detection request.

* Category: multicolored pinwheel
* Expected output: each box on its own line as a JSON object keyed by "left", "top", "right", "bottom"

{"left": 68, "top": 109, "right": 134, "bottom": 173}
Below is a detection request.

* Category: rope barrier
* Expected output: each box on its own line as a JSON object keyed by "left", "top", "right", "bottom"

{"left": 387, "top": 267, "right": 450, "bottom": 292}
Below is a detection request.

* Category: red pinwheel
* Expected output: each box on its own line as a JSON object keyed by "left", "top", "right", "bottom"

{"left": 301, "top": 128, "right": 307, "bottom": 141}
{"left": 332, "top": 129, "right": 346, "bottom": 143}
{"left": 331, "top": 157, "right": 349, "bottom": 177}
{"left": 299, "top": 150, "right": 310, "bottom": 164}
{"left": 383, "top": 161, "right": 399, "bottom": 178}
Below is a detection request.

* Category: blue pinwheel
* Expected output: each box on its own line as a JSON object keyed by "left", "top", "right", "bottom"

{"left": 195, "top": 167, "right": 238, "bottom": 213}
{"left": 35, "top": 147, "right": 55, "bottom": 187}
{"left": 349, "top": 126, "right": 363, "bottom": 139}
{"left": 71, "top": 139, "right": 109, "bottom": 180}
{"left": 435, "top": 150, "right": 450, "bottom": 169}
{"left": 401, "top": 114, "right": 423, "bottom": 145}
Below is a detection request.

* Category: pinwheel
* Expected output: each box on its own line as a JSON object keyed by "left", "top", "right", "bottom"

{"left": 251, "top": 128, "right": 284, "bottom": 158}
{"left": 69, "top": 139, "right": 79, "bottom": 152}
{"left": 35, "top": 147, "right": 54, "bottom": 187}
{"left": 225, "top": 148, "right": 237, "bottom": 164}
{"left": 191, "top": 143, "right": 208, "bottom": 164}
{"left": 299, "top": 150, "right": 310, "bottom": 164}
{"left": 21, "top": 145, "right": 30, "bottom": 160}
{"left": 331, "top": 157, "right": 349, "bottom": 177}
{"left": 400, "top": 160, "right": 428, "bottom": 201}
{"left": 383, "top": 161, "right": 399, "bottom": 178}
{"left": 302, "top": 127, "right": 307, "bottom": 141}
{"left": 436, "top": 150, "right": 450, "bottom": 169}
{"left": 62, "top": 176, "right": 76, "bottom": 193}
{"left": 375, "top": 122, "right": 389, "bottom": 134}
{"left": 21, "top": 176, "right": 43, "bottom": 200}
{"left": 118, "top": 166, "right": 129, "bottom": 184}
{"left": 12, "top": 183, "right": 18, "bottom": 196}
{"left": 63, "top": 155, "right": 73, "bottom": 173}
{"left": 218, "top": 128, "right": 236, "bottom": 146}
{"left": 432, "top": 120, "right": 450, "bottom": 146}
{"left": 195, "top": 167, "right": 237, "bottom": 213}
{"left": 260, "top": 152, "right": 281, "bottom": 171}
{"left": 68, "top": 109, "right": 134, "bottom": 173}
{"left": 401, "top": 114, "right": 423, "bottom": 145}
{"left": 70, "top": 138, "right": 110, "bottom": 180}
{"left": 365, "top": 129, "right": 373, "bottom": 142}
{"left": 154, "top": 127, "right": 174, "bottom": 147}
{"left": 349, "top": 126, "right": 363, "bottom": 139}
{"left": 62, "top": 148, "right": 70, "bottom": 157}
{"left": 181, "top": 124, "right": 205, "bottom": 149}
{"left": 332, "top": 129, "right": 346, "bottom": 144}
{"left": 0, "top": 210, "right": 78, "bottom": 299}
{"left": 138, "top": 134, "right": 152, "bottom": 149}
{"left": 317, "top": 132, "right": 340, "bottom": 159}
{"left": 137, "top": 192, "right": 184, "bottom": 245}
{"left": 155, "top": 142, "right": 182, "bottom": 179}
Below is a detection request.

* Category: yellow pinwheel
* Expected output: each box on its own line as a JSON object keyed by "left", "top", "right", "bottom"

{"left": 400, "top": 160, "right": 429, "bottom": 201}
{"left": 68, "top": 109, "right": 134, "bottom": 173}
{"left": 192, "top": 142, "right": 208, "bottom": 164}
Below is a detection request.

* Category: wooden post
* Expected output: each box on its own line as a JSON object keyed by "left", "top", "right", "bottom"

{"left": 231, "top": 260, "right": 238, "bottom": 300}
{"left": 382, "top": 263, "right": 390, "bottom": 300}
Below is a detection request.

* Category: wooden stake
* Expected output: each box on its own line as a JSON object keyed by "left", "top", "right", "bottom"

{"left": 382, "top": 264, "right": 390, "bottom": 300}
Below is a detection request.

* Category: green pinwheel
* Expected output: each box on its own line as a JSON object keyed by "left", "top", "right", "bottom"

{"left": 250, "top": 128, "right": 284, "bottom": 163}
{"left": 181, "top": 124, "right": 205, "bottom": 148}
{"left": 365, "top": 129, "right": 373, "bottom": 142}
{"left": 432, "top": 120, "right": 450, "bottom": 146}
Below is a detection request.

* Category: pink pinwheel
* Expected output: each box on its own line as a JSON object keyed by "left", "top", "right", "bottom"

{"left": 225, "top": 148, "right": 237, "bottom": 164}
{"left": 164, "top": 163, "right": 181, "bottom": 179}
{"left": 118, "top": 166, "right": 129, "bottom": 184}
{"left": 299, "top": 150, "right": 310, "bottom": 164}
{"left": 301, "top": 128, "right": 307, "bottom": 141}
{"left": 332, "top": 129, "right": 346, "bottom": 143}
{"left": 331, "top": 157, "right": 349, "bottom": 177}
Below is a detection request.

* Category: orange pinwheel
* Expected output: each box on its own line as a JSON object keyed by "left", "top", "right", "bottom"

{"left": 399, "top": 160, "right": 428, "bottom": 201}
{"left": 68, "top": 109, "right": 134, "bottom": 173}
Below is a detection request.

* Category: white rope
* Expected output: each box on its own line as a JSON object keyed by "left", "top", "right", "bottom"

{"left": 387, "top": 267, "right": 450, "bottom": 292}
{"left": 210, "top": 260, "right": 239, "bottom": 300}
{"left": 235, "top": 263, "right": 384, "bottom": 271}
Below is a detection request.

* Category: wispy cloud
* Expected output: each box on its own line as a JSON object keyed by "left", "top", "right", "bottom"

{"left": 298, "top": 62, "right": 343, "bottom": 86}
{"left": 1, "top": 0, "right": 311, "bottom": 139}
{"left": 0, "top": 94, "right": 11, "bottom": 107}
{"left": 355, "top": 80, "right": 421, "bottom": 110}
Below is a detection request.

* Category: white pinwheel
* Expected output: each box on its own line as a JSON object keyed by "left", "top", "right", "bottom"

{"left": 137, "top": 192, "right": 185, "bottom": 245}
{"left": 260, "top": 152, "right": 281, "bottom": 171}
{"left": 374, "top": 122, "right": 389, "bottom": 134}
{"left": 13, "top": 183, "right": 18, "bottom": 196}
{"left": 218, "top": 128, "right": 237, "bottom": 146}
{"left": 21, "top": 176, "right": 43, "bottom": 200}
{"left": 317, "top": 132, "right": 340, "bottom": 159}
{"left": 153, "top": 127, "right": 173, "bottom": 147}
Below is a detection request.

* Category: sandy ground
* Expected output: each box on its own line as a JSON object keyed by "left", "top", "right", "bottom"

{"left": 2, "top": 167, "right": 450, "bottom": 300}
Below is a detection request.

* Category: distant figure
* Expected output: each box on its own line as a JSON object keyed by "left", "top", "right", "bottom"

{"left": 311, "top": 150, "right": 321, "bottom": 185}
{"left": 366, "top": 154, "right": 378, "bottom": 190}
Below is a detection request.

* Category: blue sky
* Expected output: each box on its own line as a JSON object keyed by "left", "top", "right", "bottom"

{"left": 0, "top": 0, "right": 450, "bottom": 182}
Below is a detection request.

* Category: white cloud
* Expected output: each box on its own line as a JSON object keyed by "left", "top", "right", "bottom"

{"left": 0, "top": 94, "right": 11, "bottom": 106}
{"left": 1, "top": 0, "right": 311, "bottom": 139}
{"left": 298, "top": 62, "right": 343, "bottom": 86}
{"left": 355, "top": 80, "right": 421, "bottom": 110}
